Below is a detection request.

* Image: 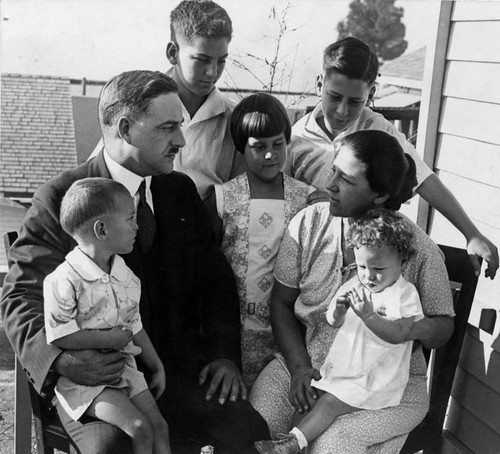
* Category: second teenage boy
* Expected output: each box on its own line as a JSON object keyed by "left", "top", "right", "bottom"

{"left": 167, "top": 0, "right": 245, "bottom": 200}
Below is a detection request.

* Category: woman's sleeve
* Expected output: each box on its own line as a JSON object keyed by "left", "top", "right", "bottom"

{"left": 274, "top": 211, "right": 305, "bottom": 289}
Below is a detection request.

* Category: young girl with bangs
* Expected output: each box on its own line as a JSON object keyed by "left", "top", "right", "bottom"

{"left": 206, "top": 93, "right": 315, "bottom": 387}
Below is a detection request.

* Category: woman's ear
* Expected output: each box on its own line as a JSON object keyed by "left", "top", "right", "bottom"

{"left": 315, "top": 74, "right": 324, "bottom": 97}
{"left": 117, "top": 117, "right": 132, "bottom": 143}
{"left": 93, "top": 220, "right": 107, "bottom": 240}
{"left": 373, "top": 192, "right": 390, "bottom": 206}
{"left": 166, "top": 42, "right": 178, "bottom": 65}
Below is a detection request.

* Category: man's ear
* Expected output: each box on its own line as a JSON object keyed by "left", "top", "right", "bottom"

{"left": 315, "top": 74, "right": 324, "bottom": 97}
{"left": 117, "top": 117, "right": 132, "bottom": 143}
{"left": 93, "top": 220, "right": 107, "bottom": 240}
{"left": 166, "top": 41, "right": 178, "bottom": 65}
{"left": 373, "top": 192, "right": 390, "bottom": 206}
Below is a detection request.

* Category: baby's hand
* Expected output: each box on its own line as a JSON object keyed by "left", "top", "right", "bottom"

{"left": 335, "top": 293, "right": 350, "bottom": 316}
{"left": 149, "top": 367, "right": 166, "bottom": 400}
{"left": 106, "top": 327, "right": 133, "bottom": 350}
{"left": 348, "top": 287, "right": 375, "bottom": 321}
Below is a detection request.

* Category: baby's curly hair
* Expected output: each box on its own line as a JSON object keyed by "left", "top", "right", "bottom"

{"left": 347, "top": 208, "right": 415, "bottom": 261}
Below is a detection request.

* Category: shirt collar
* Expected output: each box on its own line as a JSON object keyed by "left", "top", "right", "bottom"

{"left": 304, "top": 102, "right": 364, "bottom": 144}
{"left": 66, "top": 247, "right": 129, "bottom": 282}
{"left": 103, "top": 149, "right": 152, "bottom": 197}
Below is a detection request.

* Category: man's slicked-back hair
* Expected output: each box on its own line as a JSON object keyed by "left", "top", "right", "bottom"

{"left": 230, "top": 93, "right": 291, "bottom": 154}
{"left": 99, "top": 70, "right": 178, "bottom": 129}
{"left": 170, "top": 0, "right": 232, "bottom": 44}
{"left": 323, "top": 37, "right": 379, "bottom": 85}
{"left": 60, "top": 178, "right": 131, "bottom": 236}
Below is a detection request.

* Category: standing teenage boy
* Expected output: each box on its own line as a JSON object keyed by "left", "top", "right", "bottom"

{"left": 1, "top": 70, "right": 269, "bottom": 454}
{"left": 167, "top": 0, "right": 245, "bottom": 200}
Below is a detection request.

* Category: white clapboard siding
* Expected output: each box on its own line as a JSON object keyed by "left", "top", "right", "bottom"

{"left": 443, "top": 61, "right": 500, "bottom": 104}
{"left": 452, "top": 1, "right": 500, "bottom": 21}
{"left": 447, "top": 21, "right": 500, "bottom": 63}
{"left": 439, "top": 97, "right": 500, "bottom": 146}
{"left": 435, "top": 134, "right": 500, "bottom": 188}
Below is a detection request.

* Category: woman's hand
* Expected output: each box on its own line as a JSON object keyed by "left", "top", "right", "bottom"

{"left": 105, "top": 327, "right": 133, "bottom": 350}
{"left": 289, "top": 366, "right": 321, "bottom": 414}
{"left": 467, "top": 233, "right": 499, "bottom": 279}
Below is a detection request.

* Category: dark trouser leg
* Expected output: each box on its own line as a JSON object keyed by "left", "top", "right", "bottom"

{"left": 159, "top": 371, "right": 270, "bottom": 454}
{"left": 55, "top": 398, "right": 133, "bottom": 454}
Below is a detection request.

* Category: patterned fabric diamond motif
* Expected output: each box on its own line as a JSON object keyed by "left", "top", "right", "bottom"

{"left": 258, "top": 212, "right": 273, "bottom": 228}
{"left": 258, "top": 244, "right": 272, "bottom": 260}
{"left": 257, "top": 276, "right": 272, "bottom": 293}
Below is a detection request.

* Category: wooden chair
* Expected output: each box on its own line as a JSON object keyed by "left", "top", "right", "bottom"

{"left": 4, "top": 231, "right": 76, "bottom": 454}
{"left": 401, "top": 244, "right": 481, "bottom": 453}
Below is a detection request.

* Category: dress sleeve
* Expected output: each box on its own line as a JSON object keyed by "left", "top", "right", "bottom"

{"left": 43, "top": 271, "right": 80, "bottom": 344}
{"left": 399, "top": 281, "right": 424, "bottom": 321}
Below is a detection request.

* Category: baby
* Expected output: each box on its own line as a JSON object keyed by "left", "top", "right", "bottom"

{"left": 255, "top": 208, "right": 424, "bottom": 454}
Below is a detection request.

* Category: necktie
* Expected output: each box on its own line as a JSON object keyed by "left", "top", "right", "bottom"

{"left": 136, "top": 180, "right": 156, "bottom": 254}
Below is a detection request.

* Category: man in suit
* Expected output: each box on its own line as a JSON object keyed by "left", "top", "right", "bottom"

{"left": 1, "top": 70, "right": 269, "bottom": 454}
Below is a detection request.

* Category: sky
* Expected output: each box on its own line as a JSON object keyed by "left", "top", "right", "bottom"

{"left": 1, "top": 0, "right": 440, "bottom": 92}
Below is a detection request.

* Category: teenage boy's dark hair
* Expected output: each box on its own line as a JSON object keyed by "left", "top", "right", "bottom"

{"left": 170, "top": 0, "right": 232, "bottom": 44}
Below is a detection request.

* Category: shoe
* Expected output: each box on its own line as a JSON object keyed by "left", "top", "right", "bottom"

{"left": 254, "top": 433, "right": 300, "bottom": 454}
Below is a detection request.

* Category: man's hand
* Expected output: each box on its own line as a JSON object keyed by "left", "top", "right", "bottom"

{"left": 289, "top": 366, "right": 321, "bottom": 414}
{"left": 53, "top": 349, "right": 126, "bottom": 386}
{"left": 105, "top": 327, "right": 133, "bottom": 350}
{"left": 467, "top": 233, "right": 499, "bottom": 279}
{"left": 148, "top": 367, "right": 166, "bottom": 400}
{"left": 198, "top": 359, "right": 247, "bottom": 405}
{"left": 334, "top": 293, "right": 350, "bottom": 317}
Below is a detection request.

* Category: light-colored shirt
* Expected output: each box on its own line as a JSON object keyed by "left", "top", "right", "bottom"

{"left": 104, "top": 150, "right": 154, "bottom": 213}
{"left": 44, "top": 247, "right": 142, "bottom": 343}
{"left": 168, "top": 77, "right": 244, "bottom": 201}
{"left": 284, "top": 103, "right": 433, "bottom": 192}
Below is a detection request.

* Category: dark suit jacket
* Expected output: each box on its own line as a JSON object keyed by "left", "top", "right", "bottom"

{"left": 0, "top": 151, "right": 241, "bottom": 393}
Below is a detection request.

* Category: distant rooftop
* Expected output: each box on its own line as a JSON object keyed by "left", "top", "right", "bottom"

{"left": 1, "top": 74, "right": 78, "bottom": 197}
{"left": 380, "top": 47, "right": 426, "bottom": 82}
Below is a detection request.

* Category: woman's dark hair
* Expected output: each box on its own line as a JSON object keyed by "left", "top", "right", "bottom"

{"left": 339, "top": 130, "right": 417, "bottom": 210}
{"left": 323, "top": 37, "right": 379, "bottom": 85}
{"left": 230, "top": 93, "right": 291, "bottom": 154}
{"left": 347, "top": 208, "right": 415, "bottom": 262}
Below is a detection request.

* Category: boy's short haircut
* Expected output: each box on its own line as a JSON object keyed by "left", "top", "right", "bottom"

{"left": 99, "top": 70, "right": 178, "bottom": 129}
{"left": 230, "top": 93, "right": 291, "bottom": 154}
{"left": 170, "top": 0, "right": 232, "bottom": 44}
{"left": 323, "top": 37, "right": 379, "bottom": 85}
{"left": 347, "top": 208, "right": 415, "bottom": 261}
{"left": 60, "top": 178, "right": 131, "bottom": 236}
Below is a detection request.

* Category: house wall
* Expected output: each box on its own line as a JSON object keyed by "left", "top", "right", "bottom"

{"left": 419, "top": 2, "right": 500, "bottom": 452}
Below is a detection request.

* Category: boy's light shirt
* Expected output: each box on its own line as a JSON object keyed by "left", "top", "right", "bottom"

{"left": 44, "top": 247, "right": 142, "bottom": 343}
{"left": 284, "top": 103, "right": 433, "bottom": 192}
{"left": 104, "top": 149, "right": 154, "bottom": 213}
{"left": 167, "top": 68, "right": 239, "bottom": 201}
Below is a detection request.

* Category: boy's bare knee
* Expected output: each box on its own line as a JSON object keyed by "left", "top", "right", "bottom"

{"left": 130, "top": 417, "right": 154, "bottom": 445}
{"left": 151, "top": 414, "right": 170, "bottom": 440}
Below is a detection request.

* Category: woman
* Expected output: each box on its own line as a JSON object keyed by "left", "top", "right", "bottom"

{"left": 250, "top": 130, "right": 455, "bottom": 453}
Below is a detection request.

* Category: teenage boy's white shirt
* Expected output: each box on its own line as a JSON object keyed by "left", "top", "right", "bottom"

{"left": 166, "top": 74, "right": 243, "bottom": 201}
{"left": 104, "top": 150, "right": 154, "bottom": 212}
{"left": 283, "top": 103, "right": 433, "bottom": 192}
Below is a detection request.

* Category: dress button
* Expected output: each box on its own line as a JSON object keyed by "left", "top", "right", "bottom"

{"left": 102, "top": 275, "right": 110, "bottom": 283}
